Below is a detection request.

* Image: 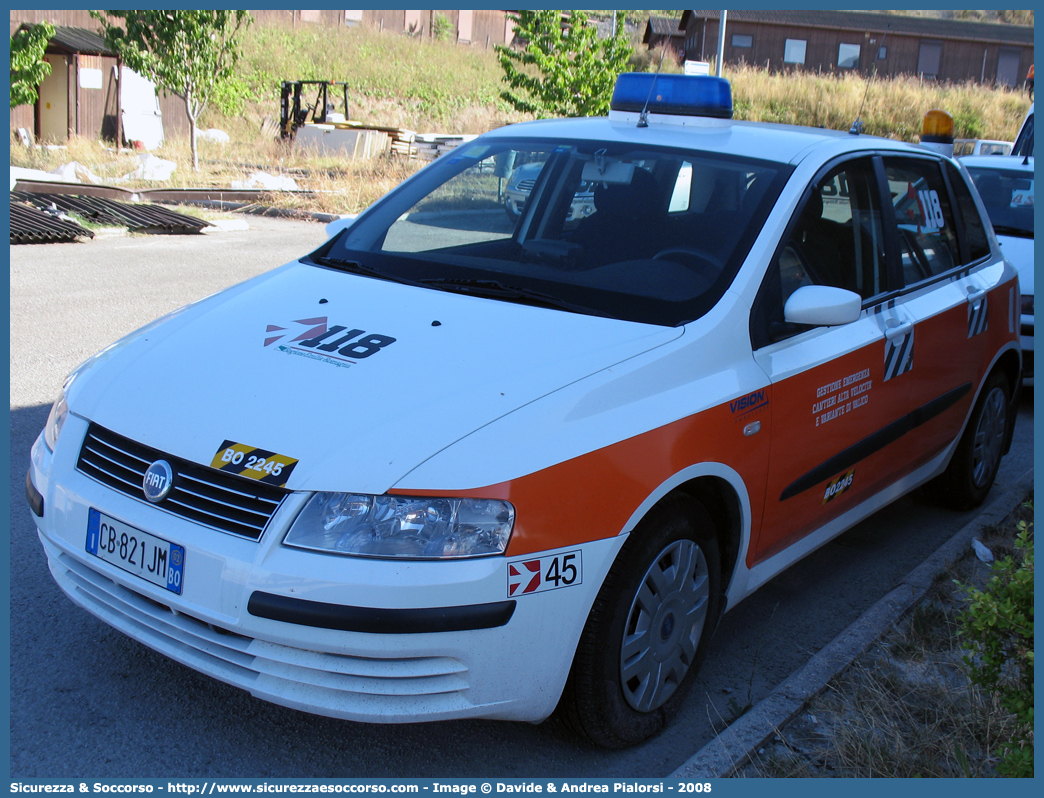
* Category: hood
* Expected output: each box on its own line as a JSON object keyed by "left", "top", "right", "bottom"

{"left": 68, "top": 261, "right": 682, "bottom": 493}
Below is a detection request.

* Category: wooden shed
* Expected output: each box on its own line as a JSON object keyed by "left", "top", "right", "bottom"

{"left": 642, "top": 16, "right": 685, "bottom": 57}
{"left": 680, "top": 10, "right": 1033, "bottom": 87}
{"left": 10, "top": 15, "right": 191, "bottom": 144}
{"left": 13, "top": 25, "right": 119, "bottom": 145}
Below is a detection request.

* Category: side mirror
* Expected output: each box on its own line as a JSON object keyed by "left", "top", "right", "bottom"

{"left": 784, "top": 285, "right": 862, "bottom": 326}
{"left": 325, "top": 215, "right": 357, "bottom": 238}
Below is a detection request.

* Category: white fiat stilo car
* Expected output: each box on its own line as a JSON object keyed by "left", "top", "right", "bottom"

{"left": 28, "top": 74, "right": 1021, "bottom": 748}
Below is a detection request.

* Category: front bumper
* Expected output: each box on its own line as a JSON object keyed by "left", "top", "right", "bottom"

{"left": 28, "top": 418, "right": 624, "bottom": 724}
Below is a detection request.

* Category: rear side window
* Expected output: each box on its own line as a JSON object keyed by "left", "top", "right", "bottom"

{"left": 883, "top": 158, "right": 960, "bottom": 283}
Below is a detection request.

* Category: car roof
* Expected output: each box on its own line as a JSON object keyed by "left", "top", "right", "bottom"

{"left": 480, "top": 114, "right": 937, "bottom": 167}
{"left": 961, "top": 154, "right": 1035, "bottom": 172}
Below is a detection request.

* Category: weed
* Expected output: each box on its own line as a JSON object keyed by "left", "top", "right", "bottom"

{"left": 735, "top": 494, "right": 1033, "bottom": 778}
{"left": 957, "top": 507, "right": 1034, "bottom": 777}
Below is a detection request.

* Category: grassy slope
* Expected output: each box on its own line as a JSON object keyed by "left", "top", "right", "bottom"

{"left": 216, "top": 18, "right": 1034, "bottom": 143}
{"left": 10, "top": 18, "right": 1032, "bottom": 214}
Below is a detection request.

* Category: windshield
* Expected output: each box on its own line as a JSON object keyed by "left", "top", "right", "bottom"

{"left": 1012, "top": 110, "right": 1033, "bottom": 157}
{"left": 967, "top": 165, "right": 1034, "bottom": 238}
{"left": 315, "top": 137, "right": 791, "bottom": 326}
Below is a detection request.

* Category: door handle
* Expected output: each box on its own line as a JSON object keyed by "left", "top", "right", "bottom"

{"left": 885, "top": 320, "right": 913, "bottom": 340}
{"left": 967, "top": 287, "right": 987, "bottom": 306}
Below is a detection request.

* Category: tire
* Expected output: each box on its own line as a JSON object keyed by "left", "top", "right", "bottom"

{"left": 558, "top": 494, "right": 722, "bottom": 748}
{"left": 928, "top": 371, "right": 1010, "bottom": 511}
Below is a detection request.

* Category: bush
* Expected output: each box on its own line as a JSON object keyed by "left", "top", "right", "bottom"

{"left": 432, "top": 13, "right": 454, "bottom": 42}
{"left": 958, "top": 512, "right": 1034, "bottom": 777}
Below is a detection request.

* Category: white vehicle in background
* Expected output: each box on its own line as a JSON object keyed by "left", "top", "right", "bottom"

{"left": 963, "top": 154, "right": 1035, "bottom": 386}
{"left": 27, "top": 73, "right": 1021, "bottom": 748}
{"left": 503, "top": 160, "right": 596, "bottom": 224}
{"left": 954, "top": 138, "right": 1012, "bottom": 157}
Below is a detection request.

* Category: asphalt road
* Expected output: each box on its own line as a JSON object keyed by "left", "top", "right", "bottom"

{"left": 8, "top": 215, "right": 1034, "bottom": 778}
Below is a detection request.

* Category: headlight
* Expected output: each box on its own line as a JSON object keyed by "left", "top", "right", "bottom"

{"left": 285, "top": 492, "right": 515, "bottom": 559}
{"left": 44, "top": 393, "right": 69, "bottom": 452}
{"left": 1021, "top": 294, "right": 1034, "bottom": 317}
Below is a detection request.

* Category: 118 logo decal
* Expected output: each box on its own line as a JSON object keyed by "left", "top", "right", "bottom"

{"left": 265, "top": 316, "right": 396, "bottom": 365}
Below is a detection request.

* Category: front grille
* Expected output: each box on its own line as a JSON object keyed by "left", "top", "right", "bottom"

{"left": 77, "top": 423, "right": 288, "bottom": 540}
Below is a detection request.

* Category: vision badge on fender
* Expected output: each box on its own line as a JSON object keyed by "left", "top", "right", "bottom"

{"left": 143, "top": 460, "right": 174, "bottom": 503}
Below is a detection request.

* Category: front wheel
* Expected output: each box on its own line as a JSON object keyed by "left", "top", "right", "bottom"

{"left": 558, "top": 494, "right": 722, "bottom": 748}
{"left": 928, "top": 371, "right": 1011, "bottom": 510}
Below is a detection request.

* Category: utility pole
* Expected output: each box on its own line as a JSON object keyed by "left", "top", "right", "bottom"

{"left": 716, "top": 10, "right": 727, "bottom": 77}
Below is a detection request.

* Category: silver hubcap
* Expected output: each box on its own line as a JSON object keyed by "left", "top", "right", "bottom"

{"left": 971, "top": 386, "right": 1006, "bottom": 489}
{"left": 620, "top": 539, "right": 710, "bottom": 712}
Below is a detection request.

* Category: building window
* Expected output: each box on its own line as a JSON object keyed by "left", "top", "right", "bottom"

{"left": 838, "top": 43, "right": 861, "bottom": 69}
{"left": 784, "top": 39, "right": 806, "bottom": 65}
{"left": 732, "top": 34, "right": 753, "bottom": 48}
{"left": 878, "top": 46, "right": 888, "bottom": 60}
{"left": 917, "top": 41, "right": 942, "bottom": 79}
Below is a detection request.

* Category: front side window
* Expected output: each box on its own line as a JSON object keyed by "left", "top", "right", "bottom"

{"left": 780, "top": 160, "right": 886, "bottom": 302}
{"left": 324, "top": 139, "right": 791, "bottom": 327}
{"left": 883, "top": 158, "right": 960, "bottom": 283}
{"left": 752, "top": 158, "right": 886, "bottom": 347}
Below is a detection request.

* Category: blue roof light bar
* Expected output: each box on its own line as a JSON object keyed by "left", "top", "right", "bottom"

{"left": 610, "top": 73, "right": 733, "bottom": 120}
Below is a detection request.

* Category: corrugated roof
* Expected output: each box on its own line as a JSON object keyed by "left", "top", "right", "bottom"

{"left": 683, "top": 10, "right": 1033, "bottom": 46}
{"left": 10, "top": 199, "right": 95, "bottom": 244}
{"left": 645, "top": 16, "right": 683, "bottom": 37}
{"left": 11, "top": 192, "right": 209, "bottom": 234}
{"left": 45, "top": 25, "right": 116, "bottom": 56}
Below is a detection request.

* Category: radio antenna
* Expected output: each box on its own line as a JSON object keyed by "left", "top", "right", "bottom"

{"left": 638, "top": 45, "right": 670, "bottom": 128}
{"left": 850, "top": 24, "right": 890, "bottom": 135}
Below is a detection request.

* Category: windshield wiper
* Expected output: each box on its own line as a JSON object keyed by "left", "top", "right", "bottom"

{"left": 421, "top": 277, "right": 613, "bottom": 318}
{"left": 310, "top": 255, "right": 429, "bottom": 288}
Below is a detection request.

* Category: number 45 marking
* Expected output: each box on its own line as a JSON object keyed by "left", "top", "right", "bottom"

{"left": 507, "top": 551, "right": 582, "bottom": 597}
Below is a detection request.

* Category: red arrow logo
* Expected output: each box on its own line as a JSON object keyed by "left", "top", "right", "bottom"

{"left": 508, "top": 559, "right": 541, "bottom": 596}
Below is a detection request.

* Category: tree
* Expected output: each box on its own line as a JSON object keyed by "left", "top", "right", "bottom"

{"left": 91, "top": 10, "right": 250, "bottom": 170}
{"left": 496, "top": 11, "right": 632, "bottom": 118}
{"left": 10, "top": 21, "right": 55, "bottom": 109}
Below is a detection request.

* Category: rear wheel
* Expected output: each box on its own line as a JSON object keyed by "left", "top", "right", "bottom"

{"left": 558, "top": 494, "right": 721, "bottom": 748}
{"left": 929, "top": 371, "right": 1010, "bottom": 510}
